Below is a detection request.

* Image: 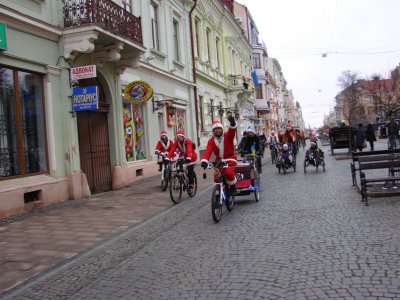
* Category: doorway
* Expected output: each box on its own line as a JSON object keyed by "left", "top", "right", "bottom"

{"left": 77, "top": 78, "right": 112, "bottom": 194}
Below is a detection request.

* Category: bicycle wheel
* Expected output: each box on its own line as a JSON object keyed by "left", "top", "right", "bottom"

{"left": 169, "top": 174, "right": 183, "bottom": 204}
{"left": 161, "top": 166, "right": 169, "bottom": 191}
{"left": 188, "top": 172, "right": 197, "bottom": 197}
{"left": 322, "top": 158, "right": 326, "bottom": 172}
{"left": 253, "top": 173, "right": 260, "bottom": 202}
{"left": 304, "top": 160, "right": 307, "bottom": 173}
{"left": 211, "top": 185, "right": 222, "bottom": 223}
{"left": 271, "top": 150, "right": 276, "bottom": 164}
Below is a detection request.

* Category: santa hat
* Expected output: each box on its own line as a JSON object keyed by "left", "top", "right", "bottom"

{"left": 212, "top": 120, "right": 223, "bottom": 130}
{"left": 286, "top": 124, "right": 292, "bottom": 129}
{"left": 160, "top": 130, "right": 168, "bottom": 138}
{"left": 177, "top": 130, "right": 185, "bottom": 138}
{"left": 310, "top": 141, "right": 317, "bottom": 146}
{"left": 247, "top": 125, "right": 255, "bottom": 133}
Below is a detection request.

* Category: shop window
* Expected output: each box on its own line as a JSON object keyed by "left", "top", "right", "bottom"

{"left": 175, "top": 109, "right": 186, "bottom": 132}
{"left": 123, "top": 101, "right": 147, "bottom": 161}
{"left": 0, "top": 67, "right": 48, "bottom": 178}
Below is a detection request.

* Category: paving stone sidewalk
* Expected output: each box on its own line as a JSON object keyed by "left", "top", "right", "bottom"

{"left": 0, "top": 166, "right": 215, "bottom": 294}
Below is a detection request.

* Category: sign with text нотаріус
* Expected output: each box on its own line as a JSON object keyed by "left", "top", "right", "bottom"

{"left": 73, "top": 86, "right": 98, "bottom": 112}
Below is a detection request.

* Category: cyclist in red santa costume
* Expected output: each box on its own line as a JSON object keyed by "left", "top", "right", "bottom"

{"left": 154, "top": 130, "right": 173, "bottom": 171}
{"left": 201, "top": 115, "right": 237, "bottom": 195}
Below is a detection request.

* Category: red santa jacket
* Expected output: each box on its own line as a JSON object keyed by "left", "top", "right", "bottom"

{"left": 280, "top": 130, "right": 294, "bottom": 145}
{"left": 201, "top": 125, "right": 237, "bottom": 163}
{"left": 167, "top": 138, "right": 198, "bottom": 163}
{"left": 155, "top": 139, "right": 173, "bottom": 153}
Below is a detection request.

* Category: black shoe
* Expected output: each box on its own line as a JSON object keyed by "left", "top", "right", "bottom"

{"left": 228, "top": 185, "right": 237, "bottom": 196}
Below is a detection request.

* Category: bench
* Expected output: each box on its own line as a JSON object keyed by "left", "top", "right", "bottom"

{"left": 358, "top": 153, "right": 400, "bottom": 205}
{"left": 350, "top": 149, "right": 400, "bottom": 186}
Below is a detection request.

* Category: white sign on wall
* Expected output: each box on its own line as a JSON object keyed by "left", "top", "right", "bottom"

{"left": 70, "top": 65, "right": 97, "bottom": 80}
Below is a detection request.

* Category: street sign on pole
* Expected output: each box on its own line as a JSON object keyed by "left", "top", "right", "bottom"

{"left": 0, "top": 22, "right": 7, "bottom": 51}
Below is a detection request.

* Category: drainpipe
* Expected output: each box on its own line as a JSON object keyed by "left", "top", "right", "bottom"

{"left": 189, "top": 0, "right": 200, "bottom": 147}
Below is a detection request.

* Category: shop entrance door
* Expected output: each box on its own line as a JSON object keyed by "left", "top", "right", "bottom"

{"left": 77, "top": 104, "right": 111, "bottom": 193}
{"left": 76, "top": 78, "right": 111, "bottom": 194}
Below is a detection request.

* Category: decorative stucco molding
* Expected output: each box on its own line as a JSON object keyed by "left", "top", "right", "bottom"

{"left": 116, "top": 52, "right": 143, "bottom": 75}
{"left": 63, "top": 30, "right": 99, "bottom": 61}
{"left": 91, "top": 42, "right": 124, "bottom": 67}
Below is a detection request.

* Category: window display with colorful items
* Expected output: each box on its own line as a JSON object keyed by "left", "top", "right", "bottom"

{"left": 123, "top": 102, "right": 147, "bottom": 161}
{"left": 175, "top": 109, "right": 186, "bottom": 132}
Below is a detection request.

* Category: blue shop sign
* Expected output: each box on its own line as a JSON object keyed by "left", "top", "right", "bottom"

{"left": 73, "top": 86, "right": 98, "bottom": 111}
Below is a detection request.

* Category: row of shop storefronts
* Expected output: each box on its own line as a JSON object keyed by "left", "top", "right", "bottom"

{"left": 0, "top": 0, "right": 264, "bottom": 218}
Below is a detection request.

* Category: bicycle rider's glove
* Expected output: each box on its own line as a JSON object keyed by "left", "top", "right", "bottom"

{"left": 155, "top": 150, "right": 160, "bottom": 155}
{"left": 164, "top": 157, "right": 170, "bottom": 164}
{"left": 185, "top": 157, "right": 192, "bottom": 164}
{"left": 227, "top": 115, "right": 236, "bottom": 127}
{"left": 201, "top": 161, "right": 208, "bottom": 169}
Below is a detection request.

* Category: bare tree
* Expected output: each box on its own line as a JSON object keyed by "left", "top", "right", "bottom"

{"left": 336, "top": 70, "right": 366, "bottom": 126}
{"left": 363, "top": 74, "right": 397, "bottom": 122}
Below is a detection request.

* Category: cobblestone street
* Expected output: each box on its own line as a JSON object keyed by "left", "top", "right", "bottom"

{"left": 2, "top": 142, "right": 400, "bottom": 300}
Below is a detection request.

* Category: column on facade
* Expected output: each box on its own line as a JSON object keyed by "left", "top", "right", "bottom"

{"left": 45, "top": 65, "right": 62, "bottom": 176}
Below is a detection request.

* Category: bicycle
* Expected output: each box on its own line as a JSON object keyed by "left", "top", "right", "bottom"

{"left": 270, "top": 143, "right": 278, "bottom": 164}
{"left": 169, "top": 158, "right": 197, "bottom": 204}
{"left": 207, "top": 160, "right": 235, "bottom": 223}
{"left": 158, "top": 153, "right": 172, "bottom": 191}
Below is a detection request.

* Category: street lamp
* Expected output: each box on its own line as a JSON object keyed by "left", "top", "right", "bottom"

{"left": 152, "top": 97, "right": 179, "bottom": 113}
{"left": 208, "top": 102, "right": 234, "bottom": 120}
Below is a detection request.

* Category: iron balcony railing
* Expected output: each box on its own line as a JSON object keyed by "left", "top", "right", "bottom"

{"left": 63, "top": 0, "right": 143, "bottom": 46}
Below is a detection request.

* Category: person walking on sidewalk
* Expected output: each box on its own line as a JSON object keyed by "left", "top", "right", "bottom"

{"left": 201, "top": 116, "right": 238, "bottom": 195}
{"left": 365, "top": 123, "right": 376, "bottom": 151}
{"left": 165, "top": 130, "right": 198, "bottom": 194}
{"left": 388, "top": 119, "right": 399, "bottom": 149}
{"left": 154, "top": 130, "right": 173, "bottom": 171}
{"left": 356, "top": 123, "right": 366, "bottom": 152}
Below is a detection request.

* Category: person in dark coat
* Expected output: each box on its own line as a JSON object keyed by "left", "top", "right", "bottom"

{"left": 365, "top": 123, "right": 376, "bottom": 151}
{"left": 356, "top": 123, "right": 366, "bottom": 152}
{"left": 387, "top": 119, "right": 399, "bottom": 149}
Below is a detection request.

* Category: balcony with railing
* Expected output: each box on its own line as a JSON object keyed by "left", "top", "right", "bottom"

{"left": 63, "top": 0, "right": 142, "bottom": 45}
{"left": 255, "top": 99, "right": 271, "bottom": 113}
{"left": 62, "top": 0, "right": 145, "bottom": 72}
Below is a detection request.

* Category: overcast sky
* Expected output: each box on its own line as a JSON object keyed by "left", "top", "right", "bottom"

{"left": 236, "top": 0, "right": 400, "bottom": 128}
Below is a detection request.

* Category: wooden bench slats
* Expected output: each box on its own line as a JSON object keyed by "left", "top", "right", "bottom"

{"left": 358, "top": 154, "right": 400, "bottom": 162}
{"left": 361, "top": 176, "right": 400, "bottom": 183}
{"left": 359, "top": 161, "right": 400, "bottom": 170}
{"left": 350, "top": 149, "right": 400, "bottom": 206}
{"left": 350, "top": 149, "right": 400, "bottom": 186}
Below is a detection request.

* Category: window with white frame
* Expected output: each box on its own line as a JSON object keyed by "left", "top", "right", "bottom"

{"left": 195, "top": 18, "right": 200, "bottom": 58}
{"left": 255, "top": 84, "right": 263, "bottom": 99}
{"left": 150, "top": 2, "right": 160, "bottom": 50}
{"left": 252, "top": 53, "right": 261, "bottom": 69}
{"left": 206, "top": 28, "right": 211, "bottom": 64}
{"left": 215, "top": 37, "right": 221, "bottom": 70}
{"left": 122, "top": 0, "right": 133, "bottom": 13}
{"left": 173, "top": 19, "right": 180, "bottom": 61}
